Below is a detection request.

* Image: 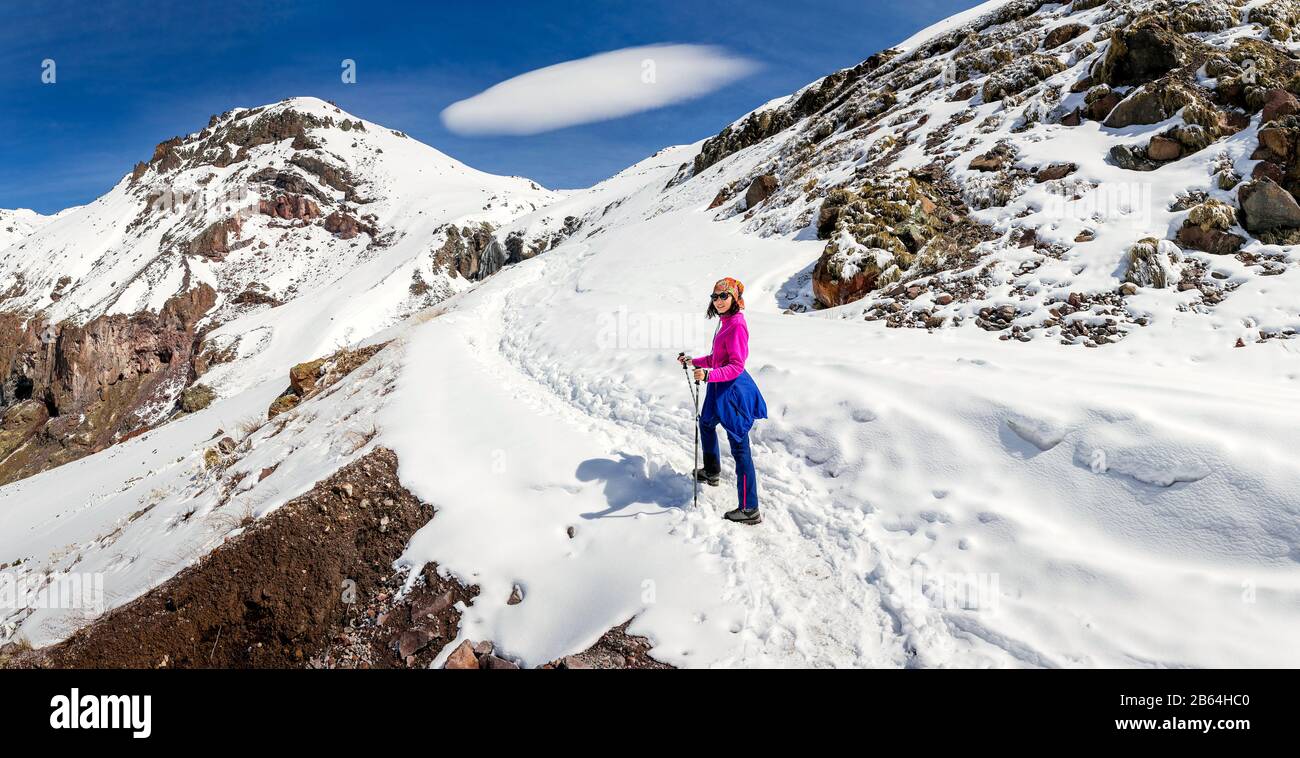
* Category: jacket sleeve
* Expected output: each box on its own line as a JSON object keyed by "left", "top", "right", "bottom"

{"left": 691, "top": 354, "right": 714, "bottom": 368}
{"left": 706, "top": 322, "right": 748, "bottom": 382}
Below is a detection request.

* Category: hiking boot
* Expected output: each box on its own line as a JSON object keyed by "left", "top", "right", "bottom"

{"left": 724, "top": 507, "right": 761, "bottom": 525}
{"left": 693, "top": 468, "right": 720, "bottom": 486}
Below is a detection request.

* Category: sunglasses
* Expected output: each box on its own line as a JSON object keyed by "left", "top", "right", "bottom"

{"left": 710, "top": 292, "right": 733, "bottom": 301}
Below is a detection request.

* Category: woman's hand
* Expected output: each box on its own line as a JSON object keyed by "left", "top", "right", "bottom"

{"left": 677, "top": 354, "right": 690, "bottom": 366}
{"left": 693, "top": 367, "right": 708, "bottom": 382}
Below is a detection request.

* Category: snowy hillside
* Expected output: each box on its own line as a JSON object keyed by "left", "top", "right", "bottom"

{"left": 0, "top": 209, "right": 54, "bottom": 252}
{"left": 3, "top": 0, "right": 1300, "bottom": 668}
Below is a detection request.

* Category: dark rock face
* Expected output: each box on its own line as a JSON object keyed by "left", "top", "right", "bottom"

{"left": 1109, "top": 143, "right": 1158, "bottom": 172}
{"left": 0, "top": 284, "right": 216, "bottom": 484}
{"left": 433, "top": 223, "right": 509, "bottom": 281}
{"left": 744, "top": 174, "right": 778, "bottom": 208}
{"left": 1239, "top": 178, "right": 1300, "bottom": 232}
{"left": 1094, "top": 16, "right": 1187, "bottom": 86}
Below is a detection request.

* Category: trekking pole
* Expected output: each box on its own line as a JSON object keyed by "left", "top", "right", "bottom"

{"left": 678, "top": 352, "right": 701, "bottom": 509}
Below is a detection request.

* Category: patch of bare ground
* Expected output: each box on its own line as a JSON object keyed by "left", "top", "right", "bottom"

{"left": 1, "top": 445, "right": 672, "bottom": 670}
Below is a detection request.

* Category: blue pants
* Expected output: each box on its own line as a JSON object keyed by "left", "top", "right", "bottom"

{"left": 700, "top": 420, "right": 759, "bottom": 512}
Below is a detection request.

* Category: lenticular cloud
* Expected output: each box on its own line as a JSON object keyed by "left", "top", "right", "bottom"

{"left": 440, "top": 44, "right": 757, "bottom": 136}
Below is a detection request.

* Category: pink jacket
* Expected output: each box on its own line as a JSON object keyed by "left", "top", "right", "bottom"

{"left": 692, "top": 312, "right": 749, "bottom": 383}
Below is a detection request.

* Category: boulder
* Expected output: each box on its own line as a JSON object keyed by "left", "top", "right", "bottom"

{"left": 1103, "top": 83, "right": 1195, "bottom": 128}
{"left": 1175, "top": 224, "right": 1245, "bottom": 255}
{"left": 1085, "top": 86, "right": 1123, "bottom": 121}
{"left": 1043, "top": 23, "right": 1088, "bottom": 50}
{"left": 1262, "top": 89, "right": 1300, "bottom": 125}
{"left": 1252, "top": 161, "right": 1286, "bottom": 184}
{"left": 397, "top": 629, "right": 434, "bottom": 659}
{"left": 1146, "top": 136, "right": 1183, "bottom": 161}
{"left": 443, "top": 640, "right": 479, "bottom": 669}
{"left": 1238, "top": 178, "right": 1300, "bottom": 232}
{"left": 744, "top": 174, "right": 778, "bottom": 208}
{"left": 1035, "top": 163, "right": 1077, "bottom": 182}
{"left": 1109, "top": 144, "right": 1158, "bottom": 172}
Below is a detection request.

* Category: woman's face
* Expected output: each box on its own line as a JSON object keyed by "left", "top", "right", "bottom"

{"left": 711, "top": 285, "right": 733, "bottom": 311}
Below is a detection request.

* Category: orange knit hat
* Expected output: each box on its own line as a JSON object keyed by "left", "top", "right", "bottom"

{"left": 714, "top": 277, "right": 745, "bottom": 310}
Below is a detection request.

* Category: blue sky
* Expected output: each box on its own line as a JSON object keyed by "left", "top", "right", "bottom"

{"left": 1, "top": 0, "right": 975, "bottom": 214}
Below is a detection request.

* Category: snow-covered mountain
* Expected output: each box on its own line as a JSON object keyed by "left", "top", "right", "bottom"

{"left": 3, "top": 0, "right": 1300, "bottom": 669}
{"left": 0, "top": 97, "right": 560, "bottom": 483}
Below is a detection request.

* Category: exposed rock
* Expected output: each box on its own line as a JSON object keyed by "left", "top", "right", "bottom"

{"left": 1176, "top": 224, "right": 1245, "bottom": 255}
{"left": 1176, "top": 200, "right": 1244, "bottom": 254}
{"left": 479, "top": 654, "right": 520, "bottom": 670}
{"left": 1146, "top": 135, "right": 1183, "bottom": 161}
{"left": 1238, "top": 177, "right": 1300, "bottom": 232}
{"left": 691, "top": 50, "right": 900, "bottom": 175}
{"left": 266, "top": 342, "right": 388, "bottom": 419}
{"left": 1043, "top": 23, "right": 1088, "bottom": 50}
{"left": 812, "top": 169, "right": 993, "bottom": 308}
{"left": 444, "top": 640, "right": 479, "bottom": 669}
{"left": 1109, "top": 143, "right": 1158, "bottom": 172}
{"left": 259, "top": 193, "right": 321, "bottom": 221}
{"left": 433, "top": 223, "right": 507, "bottom": 280}
{"left": 3, "top": 447, "right": 463, "bottom": 670}
{"left": 744, "top": 174, "right": 778, "bottom": 208}
{"left": 322, "top": 210, "right": 376, "bottom": 240}
{"left": 0, "top": 285, "right": 216, "bottom": 484}
{"left": 1103, "top": 81, "right": 1197, "bottom": 128}
{"left": 1035, "top": 163, "right": 1077, "bottom": 182}
{"left": 1262, "top": 89, "right": 1300, "bottom": 124}
{"left": 981, "top": 54, "right": 1067, "bottom": 102}
{"left": 1084, "top": 85, "right": 1123, "bottom": 121}
{"left": 969, "top": 144, "right": 1014, "bottom": 172}
{"left": 1253, "top": 161, "right": 1286, "bottom": 185}
{"left": 184, "top": 217, "right": 242, "bottom": 260}
{"left": 1094, "top": 15, "right": 1189, "bottom": 86}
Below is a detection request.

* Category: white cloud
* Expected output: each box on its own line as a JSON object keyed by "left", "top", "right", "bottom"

{"left": 440, "top": 44, "right": 758, "bottom": 136}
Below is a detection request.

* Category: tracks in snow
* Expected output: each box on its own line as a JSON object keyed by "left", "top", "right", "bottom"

{"left": 447, "top": 247, "right": 1027, "bottom": 668}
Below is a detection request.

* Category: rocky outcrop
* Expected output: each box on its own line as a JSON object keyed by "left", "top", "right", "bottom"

{"left": 259, "top": 193, "right": 321, "bottom": 221}
{"left": 0, "top": 284, "right": 216, "bottom": 484}
{"left": 692, "top": 49, "right": 901, "bottom": 175}
{"left": 433, "top": 223, "right": 508, "bottom": 281}
{"left": 1093, "top": 16, "right": 1190, "bottom": 86}
{"left": 322, "top": 210, "right": 376, "bottom": 240}
{"left": 183, "top": 218, "right": 242, "bottom": 260}
{"left": 266, "top": 342, "right": 389, "bottom": 419}
{"left": 811, "top": 169, "right": 992, "bottom": 308}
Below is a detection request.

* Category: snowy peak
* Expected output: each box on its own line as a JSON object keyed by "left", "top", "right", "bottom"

{"left": 0, "top": 96, "right": 560, "bottom": 324}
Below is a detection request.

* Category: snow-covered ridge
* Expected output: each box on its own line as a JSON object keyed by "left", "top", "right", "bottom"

{"left": 4, "top": 2, "right": 1300, "bottom": 669}
{"left": 0, "top": 209, "right": 54, "bottom": 252}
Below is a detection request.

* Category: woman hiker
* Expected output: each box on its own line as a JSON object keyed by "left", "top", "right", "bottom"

{"left": 677, "top": 277, "right": 768, "bottom": 525}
